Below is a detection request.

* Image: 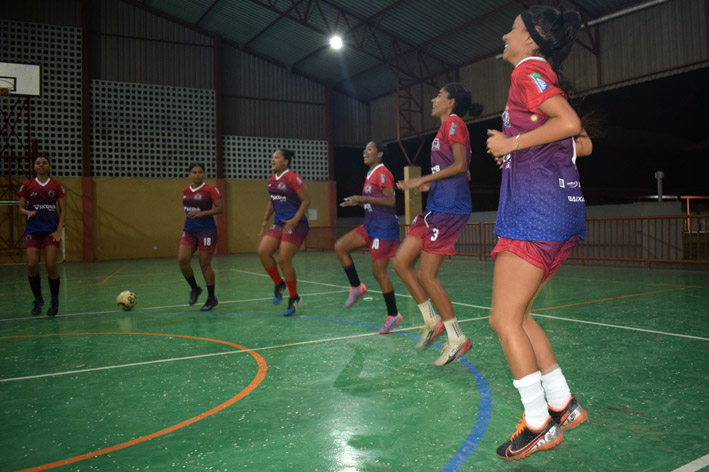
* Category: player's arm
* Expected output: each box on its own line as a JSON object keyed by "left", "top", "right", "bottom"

{"left": 397, "top": 142, "right": 468, "bottom": 190}
{"left": 283, "top": 184, "right": 310, "bottom": 232}
{"left": 18, "top": 196, "right": 36, "bottom": 218}
{"left": 486, "top": 94, "right": 582, "bottom": 156}
{"left": 51, "top": 197, "right": 66, "bottom": 242}
{"left": 341, "top": 187, "right": 395, "bottom": 208}
{"left": 198, "top": 195, "right": 224, "bottom": 217}
{"left": 575, "top": 129, "right": 593, "bottom": 157}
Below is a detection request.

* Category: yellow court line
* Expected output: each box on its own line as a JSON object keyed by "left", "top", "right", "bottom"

{"left": 536, "top": 286, "right": 691, "bottom": 312}
{"left": 89, "top": 265, "right": 129, "bottom": 286}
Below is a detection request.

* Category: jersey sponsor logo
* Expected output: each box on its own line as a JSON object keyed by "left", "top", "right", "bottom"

{"left": 278, "top": 182, "right": 286, "bottom": 190}
{"left": 184, "top": 206, "right": 201, "bottom": 212}
{"left": 565, "top": 181, "right": 580, "bottom": 188}
{"left": 364, "top": 184, "right": 372, "bottom": 194}
{"left": 431, "top": 165, "right": 441, "bottom": 174}
{"left": 568, "top": 196, "right": 585, "bottom": 202}
{"left": 450, "top": 122, "right": 457, "bottom": 136}
{"left": 530, "top": 72, "right": 549, "bottom": 93}
{"left": 30, "top": 192, "right": 38, "bottom": 197}
{"left": 559, "top": 178, "right": 565, "bottom": 188}
{"left": 270, "top": 195, "right": 287, "bottom": 202}
{"left": 502, "top": 107, "right": 511, "bottom": 127}
{"left": 363, "top": 203, "right": 372, "bottom": 212}
{"left": 431, "top": 138, "right": 441, "bottom": 151}
{"left": 32, "top": 204, "right": 57, "bottom": 211}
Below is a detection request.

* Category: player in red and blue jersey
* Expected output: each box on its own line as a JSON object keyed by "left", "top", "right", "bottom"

{"left": 485, "top": 6, "right": 591, "bottom": 461}
{"left": 335, "top": 141, "right": 402, "bottom": 334}
{"left": 258, "top": 149, "right": 310, "bottom": 316}
{"left": 178, "top": 163, "right": 223, "bottom": 311}
{"left": 393, "top": 83, "right": 482, "bottom": 366}
{"left": 18, "top": 156, "right": 66, "bottom": 317}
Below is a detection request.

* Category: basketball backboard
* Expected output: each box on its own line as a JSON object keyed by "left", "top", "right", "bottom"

{"left": 0, "top": 62, "right": 40, "bottom": 96}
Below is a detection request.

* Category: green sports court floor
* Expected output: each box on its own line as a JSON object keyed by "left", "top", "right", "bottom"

{"left": 1, "top": 252, "right": 707, "bottom": 471}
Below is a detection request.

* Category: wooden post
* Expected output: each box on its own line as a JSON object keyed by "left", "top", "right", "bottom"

{"left": 403, "top": 165, "right": 422, "bottom": 224}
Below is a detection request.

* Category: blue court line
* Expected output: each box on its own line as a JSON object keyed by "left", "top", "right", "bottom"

{"left": 300, "top": 315, "right": 492, "bottom": 472}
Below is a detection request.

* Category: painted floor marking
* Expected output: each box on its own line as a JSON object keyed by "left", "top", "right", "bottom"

{"left": 672, "top": 453, "right": 709, "bottom": 472}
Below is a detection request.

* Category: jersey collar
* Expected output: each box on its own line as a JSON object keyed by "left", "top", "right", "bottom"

{"left": 189, "top": 182, "right": 206, "bottom": 192}
{"left": 367, "top": 163, "right": 385, "bottom": 178}
{"left": 515, "top": 56, "right": 548, "bottom": 68}
{"left": 275, "top": 169, "right": 290, "bottom": 180}
{"left": 34, "top": 177, "right": 51, "bottom": 187}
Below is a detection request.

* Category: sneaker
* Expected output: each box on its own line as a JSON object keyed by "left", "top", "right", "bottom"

{"left": 189, "top": 286, "right": 203, "bottom": 306}
{"left": 273, "top": 281, "right": 286, "bottom": 304}
{"left": 200, "top": 297, "right": 219, "bottom": 312}
{"left": 284, "top": 296, "right": 301, "bottom": 316}
{"left": 549, "top": 397, "right": 588, "bottom": 431}
{"left": 344, "top": 283, "right": 367, "bottom": 308}
{"left": 434, "top": 336, "right": 471, "bottom": 366}
{"left": 379, "top": 313, "right": 403, "bottom": 334}
{"left": 415, "top": 319, "right": 444, "bottom": 351}
{"left": 496, "top": 416, "right": 564, "bottom": 461}
{"left": 31, "top": 298, "right": 44, "bottom": 316}
{"left": 47, "top": 301, "right": 59, "bottom": 318}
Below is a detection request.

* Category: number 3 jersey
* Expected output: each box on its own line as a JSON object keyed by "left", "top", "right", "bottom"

{"left": 268, "top": 170, "right": 308, "bottom": 225}
{"left": 496, "top": 57, "right": 586, "bottom": 242}
{"left": 18, "top": 177, "right": 66, "bottom": 234}
{"left": 183, "top": 183, "right": 221, "bottom": 231}
{"left": 362, "top": 163, "right": 399, "bottom": 241}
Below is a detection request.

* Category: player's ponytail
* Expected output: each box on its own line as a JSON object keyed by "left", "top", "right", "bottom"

{"left": 442, "top": 83, "right": 483, "bottom": 118}
{"left": 372, "top": 141, "right": 389, "bottom": 167}
{"left": 277, "top": 149, "right": 296, "bottom": 168}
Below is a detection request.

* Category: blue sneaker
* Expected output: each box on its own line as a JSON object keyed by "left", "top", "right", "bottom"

{"left": 273, "top": 281, "right": 286, "bottom": 304}
{"left": 379, "top": 313, "right": 403, "bottom": 334}
{"left": 283, "top": 296, "right": 301, "bottom": 316}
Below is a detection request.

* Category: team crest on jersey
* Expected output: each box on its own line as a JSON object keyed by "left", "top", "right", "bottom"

{"left": 502, "top": 107, "right": 511, "bottom": 127}
{"left": 194, "top": 194, "right": 202, "bottom": 200}
{"left": 530, "top": 72, "right": 549, "bottom": 93}
{"left": 431, "top": 138, "right": 441, "bottom": 151}
{"left": 364, "top": 184, "right": 372, "bottom": 194}
{"left": 278, "top": 182, "right": 286, "bottom": 190}
{"left": 296, "top": 177, "right": 303, "bottom": 184}
{"left": 48, "top": 190, "right": 55, "bottom": 198}
{"left": 449, "top": 122, "right": 457, "bottom": 136}
{"left": 380, "top": 173, "right": 386, "bottom": 184}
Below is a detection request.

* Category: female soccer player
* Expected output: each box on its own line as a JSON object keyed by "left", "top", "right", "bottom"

{"left": 485, "top": 6, "right": 591, "bottom": 460}
{"left": 393, "top": 83, "right": 482, "bottom": 366}
{"left": 335, "top": 141, "right": 402, "bottom": 334}
{"left": 18, "top": 155, "right": 66, "bottom": 317}
{"left": 258, "top": 149, "right": 310, "bottom": 316}
{"left": 178, "top": 163, "right": 223, "bottom": 311}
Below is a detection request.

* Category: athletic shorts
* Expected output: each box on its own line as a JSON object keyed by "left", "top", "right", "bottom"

{"left": 266, "top": 221, "right": 309, "bottom": 248}
{"left": 25, "top": 232, "right": 60, "bottom": 249}
{"left": 407, "top": 211, "right": 469, "bottom": 255}
{"left": 354, "top": 225, "right": 398, "bottom": 260}
{"left": 181, "top": 229, "right": 218, "bottom": 254}
{"left": 491, "top": 236, "right": 581, "bottom": 280}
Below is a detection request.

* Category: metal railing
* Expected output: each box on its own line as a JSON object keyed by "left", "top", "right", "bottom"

{"left": 305, "top": 215, "right": 709, "bottom": 265}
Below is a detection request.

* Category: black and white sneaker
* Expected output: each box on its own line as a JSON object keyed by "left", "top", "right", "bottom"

{"left": 46, "top": 301, "right": 59, "bottom": 317}
{"left": 189, "top": 286, "right": 203, "bottom": 306}
{"left": 200, "top": 297, "right": 218, "bottom": 312}
{"left": 31, "top": 298, "right": 44, "bottom": 316}
{"left": 497, "top": 415, "right": 564, "bottom": 461}
{"left": 549, "top": 397, "right": 588, "bottom": 431}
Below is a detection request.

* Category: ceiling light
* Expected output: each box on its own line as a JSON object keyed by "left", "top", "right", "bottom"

{"left": 330, "top": 35, "right": 343, "bottom": 50}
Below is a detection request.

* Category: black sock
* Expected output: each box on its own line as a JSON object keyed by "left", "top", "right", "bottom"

{"left": 207, "top": 284, "right": 215, "bottom": 298}
{"left": 185, "top": 275, "right": 198, "bottom": 290}
{"left": 383, "top": 291, "right": 398, "bottom": 316}
{"left": 48, "top": 277, "right": 60, "bottom": 302}
{"left": 28, "top": 275, "right": 42, "bottom": 300}
{"left": 344, "top": 265, "right": 361, "bottom": 287}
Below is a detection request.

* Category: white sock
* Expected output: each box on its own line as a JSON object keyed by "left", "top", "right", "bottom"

{"left": 417, "top": 299, "right": 440, "bottom": 325}
{"left": 541, "top": 367, "right": 572, "bottom": 410}
{"left": 513, "top": 371, "right": 549, "bottom": 430}
{"left": 443, "top": 318, "right": 464, "bottom": 342}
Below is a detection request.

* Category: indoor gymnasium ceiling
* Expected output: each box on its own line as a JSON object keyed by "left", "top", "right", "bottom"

{"left": 129, "top": 0, "right": 666, "bottom": 102}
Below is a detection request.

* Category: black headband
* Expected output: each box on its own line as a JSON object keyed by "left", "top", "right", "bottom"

{"left": 521, "top": 11, "right": 553, "bottom": 58}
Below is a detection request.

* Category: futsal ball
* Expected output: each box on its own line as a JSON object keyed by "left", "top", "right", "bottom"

{"left": 116, "top": 290, "right": 137, "bottom": 311}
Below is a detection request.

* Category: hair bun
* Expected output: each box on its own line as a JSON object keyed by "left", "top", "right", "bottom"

{"left": 469, "top": 102, "right": 483, "bottom": 117}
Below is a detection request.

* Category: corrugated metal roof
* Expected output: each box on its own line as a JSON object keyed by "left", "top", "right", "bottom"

{"left": 131, "top": 0, "right": 670, "bottom": 101}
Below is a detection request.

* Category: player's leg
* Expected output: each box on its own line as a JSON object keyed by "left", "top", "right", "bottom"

{"left": 417, "top": 251, "right": 470, "bottom": 366}
{"left": 372, "top": 257, "right": 402, "bottom": 334}
{"left": 44, "top": 243, "right": 61, "bottom": 316}
{"left": 178, "top": 239, "right": 202, "bottom": 305}
{"left": 334, "top": 228, "right": 368, "bottom": 308}
{"left": 258, "top": 233, "right": 285, "bottom": 303}
{"left": 198, "top": 250, "right": 218, "bottom": 311}
{"left": 26, "top": 245, "right": 43, "bottom": 315}
{"left": 490, "top": 251, "right": 563, "bottom": 460}
{"left": 277, "top": 241, "right": 301, "bottom": 316}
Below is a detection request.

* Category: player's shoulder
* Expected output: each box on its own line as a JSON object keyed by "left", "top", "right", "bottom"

{"left": 286, "top": 171, "right": 305, "bottom": 185}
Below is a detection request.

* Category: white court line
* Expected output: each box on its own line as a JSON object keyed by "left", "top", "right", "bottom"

{"left": 672, "top": 454, "right": 709, "bottom": 472}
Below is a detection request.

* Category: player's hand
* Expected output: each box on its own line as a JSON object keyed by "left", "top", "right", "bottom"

{"left": 414, "top": 183, "right": 430, "bottom": 194}
{"left": 486, "top": 129, "right": 514, "bottom": 157}
{"left": 397, "top": 176, "right": 425, "bottom": 191}
{"left": 187, "top": 210, "right": 200, "bottom": 218}
{"left": 50, "top": 230, "right": 62, "bottom": 242}
{"left": 283, "top": 219, "right": 296, "bottom": 234}
{"left": 340, "top": 196, "right": 360, "bottom": 207}
{"left": 26, "top": 210, "right": 37, "bottom": 219}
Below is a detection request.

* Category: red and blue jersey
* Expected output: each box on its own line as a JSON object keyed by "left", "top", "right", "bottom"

{"left": 268, "top": 170, "right": 307, "bottom": 225}
{"left": 496, "top": 57, "right": 586, "bottom": 242}
{"left": 183, "top": 183, "right": 221, "bottom": 231}
{"left": 427, "top": 114, "right": 472, "bottom": 215}
{"left": 18, "top": 177, "right": 65, "bottom": 234}
{"left": 362, "top": 164, "right": 399, "bottom": 241}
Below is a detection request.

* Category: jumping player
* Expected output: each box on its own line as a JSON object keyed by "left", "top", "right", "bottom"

{"left": 258, "top": 149, "right": 310, "bottom": 316}
{"left": 485, "top": 6, "right": 591, "bottom": 460}
{"left": 335, "top": 141, "right": 402, "bottom": 334}
{"left": 178, "top": 163, "right": 223, "bottom": 311}
{"left": 18, "top": 156, "right": 66, "bottom": 317}
{"left": 393, "top": 83, "right": 482, "bottom": 366}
